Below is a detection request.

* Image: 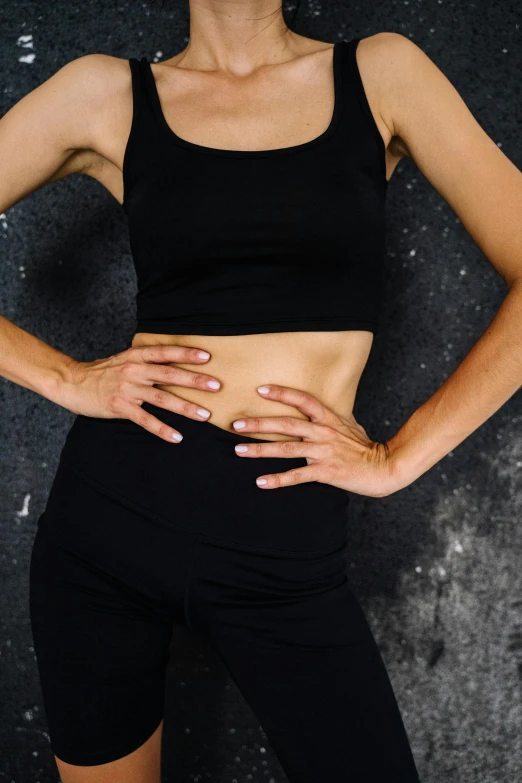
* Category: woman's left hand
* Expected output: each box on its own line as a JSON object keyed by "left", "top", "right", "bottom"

{"left": 231, "top": 384, "right": 404, "bottom": 497}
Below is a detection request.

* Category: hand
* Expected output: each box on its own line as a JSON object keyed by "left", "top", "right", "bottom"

{"left": 58, "top": 344, "right": 222, "bottom": 442}
{"left": 231, "top": 384, "right": 402, "bottom": 497}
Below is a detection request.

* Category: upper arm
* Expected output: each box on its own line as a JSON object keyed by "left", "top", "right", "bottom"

{"left": 376, "top": 31, "right": 522, "bottom": 287}
{"left": 0, "top": 53, "right": 122, "bottom": 215}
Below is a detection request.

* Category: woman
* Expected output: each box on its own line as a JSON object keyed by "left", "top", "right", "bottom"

{"left": 2, "top": 0, "right": 521, "bottom": 780}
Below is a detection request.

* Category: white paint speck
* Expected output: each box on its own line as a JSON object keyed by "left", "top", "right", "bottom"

{"left": 16, "top": 493, "right": 31, "bottom": 517}
{"left": 19, "top": 53, "right": 36, "bottom": 64}
{"left": 17, "top": 34, "right": 33, "bottom": 48}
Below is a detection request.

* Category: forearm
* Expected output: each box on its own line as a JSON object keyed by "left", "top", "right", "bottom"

{"left": 387, "top": 279, "right": 522, "bottom": 484}
{"left": 0, "top": 313, "right": 76, "bottom": 406}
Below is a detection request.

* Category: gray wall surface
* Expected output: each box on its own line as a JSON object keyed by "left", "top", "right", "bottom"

{"left": 1, "top": 1, "right": 521, "bottom": 781}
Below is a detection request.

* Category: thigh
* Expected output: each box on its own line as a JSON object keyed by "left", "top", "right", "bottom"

{"left": 189, "top": 539, "right": 421, "bottom": 783}
{"left": 29, "top": 521, "right": 173, "bottom": 767}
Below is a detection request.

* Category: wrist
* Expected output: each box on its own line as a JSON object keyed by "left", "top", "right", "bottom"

{"left": 45, "top": 356, "right": 83, "bottom": 410}
{"left": 385, "top": 439, "right": 419, "bottom": 489}
{"left": 385, "top": 425, "right": 454, "bottom": 487}
{"left": 384, "top": 409, "right": 434, "bottom": 487}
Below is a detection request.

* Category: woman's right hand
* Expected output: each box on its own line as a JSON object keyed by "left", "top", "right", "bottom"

{"left": 58, "top": 343, "right": 222, "bottom": 442}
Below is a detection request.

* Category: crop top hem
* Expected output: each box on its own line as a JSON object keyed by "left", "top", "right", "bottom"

{"left": 134, "top": 316, "right": 378, "bottom": 336}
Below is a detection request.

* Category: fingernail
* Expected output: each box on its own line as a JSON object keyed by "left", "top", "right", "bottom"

{"left": 233, "top": 420, "right": 246, "bottom": 430}
{"left": 197, "top": 408, "right": 210, "bottom": 419}
{"left": 235, "top": 444, "right": 249, "bottom": 453}
{"left": 198, "top": 351, "right": 210, "bottom": 359}
{"left": 172, "top": 432, "right": 183, "bottom": 442}
{"left": 207, "top": 380, "right": 220, "bottom": 389}
{"left": 257, "top": 386, "right": 270, "bottom": 394}
{"left": 256, "top": 478, "right": 268, "bottom": 486}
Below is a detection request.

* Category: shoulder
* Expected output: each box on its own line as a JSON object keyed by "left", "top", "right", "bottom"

{"left": 1, "top": 52, "right": 132, "bottom": 158}
{"left": 49, "top": 53, "right": 132, "bottom": 115}
{"left": 43, "top": 53, "right": 135, "bottom": 167}
{"left": 353, "top": 30, "right": 427, "bottom": 79}
{"left": 354, "top": 32, "right": 448, "bottom": 144}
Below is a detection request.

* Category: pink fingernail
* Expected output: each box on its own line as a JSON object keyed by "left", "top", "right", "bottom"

{"left": 257, "top": 386, "right": 270, "bottom": 394}
{"left": 233, "top": 420, "right": 246, "bottom": 430}
{"left": 256, "top": 478, "right": 268, "bottom": 486}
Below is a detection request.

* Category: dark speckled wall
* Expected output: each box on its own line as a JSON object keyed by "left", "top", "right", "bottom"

{"left": 1, "top": 1, "right": 521, "bottom": 781}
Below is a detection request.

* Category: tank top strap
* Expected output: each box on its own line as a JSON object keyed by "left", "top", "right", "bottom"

{"left": 337, "top": 37, "right": 387, "bottom": 182}
{"left": 127, "top": 57, "right": 161, "bottom": 128}
{"left": 123, "top": 57, "right": 165, "bottom": 207}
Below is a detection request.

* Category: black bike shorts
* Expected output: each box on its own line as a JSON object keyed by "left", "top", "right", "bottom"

{"left": 29, "top": 402, "right": 420, "bottom": 780}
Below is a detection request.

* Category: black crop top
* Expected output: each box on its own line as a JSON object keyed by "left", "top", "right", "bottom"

{"left": 122, "top": 38, "right": 388, "bottom": 336}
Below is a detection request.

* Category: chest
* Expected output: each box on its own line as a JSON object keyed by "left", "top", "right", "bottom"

{"left": 125, "top": 146, "right": 384, "bottom": 266}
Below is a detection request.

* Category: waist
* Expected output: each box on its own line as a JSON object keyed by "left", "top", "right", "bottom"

{"left": 130, "top": 330, "right": 374, "bottom": 442}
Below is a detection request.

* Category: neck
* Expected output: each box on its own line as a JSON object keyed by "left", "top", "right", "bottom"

{"left": 183, "top": 0, "right": 298, "bottom": 75}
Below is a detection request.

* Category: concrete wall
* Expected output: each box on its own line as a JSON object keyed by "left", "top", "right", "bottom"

{"left": 1, "top": 1, "right": 521, "bottom": 780}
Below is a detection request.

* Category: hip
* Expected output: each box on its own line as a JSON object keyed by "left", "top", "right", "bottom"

{"left": 49, "top": 401, "right": 352, "bottom": 555}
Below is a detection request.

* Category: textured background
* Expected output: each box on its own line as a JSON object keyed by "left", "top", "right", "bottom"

{"left": 1, "top": 1, "right": 521, "bottom": 781}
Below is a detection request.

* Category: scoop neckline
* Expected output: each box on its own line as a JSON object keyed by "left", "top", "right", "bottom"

{"left": 141, "top": 40, "right": 343, "bottom": 158}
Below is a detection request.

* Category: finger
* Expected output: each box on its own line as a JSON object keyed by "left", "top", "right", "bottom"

{"left": 129, "top": 344, "right": 212, "bottom": 365}
{"left": 232, "top": 414, "right": 323, "bottom": 440}
{"left": 256, "top": 384, "right": 336, "bottom": 424}
{"left": 118, "top": 400, "right": 185, "bottom": 443}
{"left": 139, "top": 386, "right": 211, "bottom": 421}
{"left": 255, "top": 464, "right": 320, "bottom": 489}
{"left": 234, "top": 440, "right": 324, "bottom": 459}
{"left": 122, "top": 361, "right": 222, "bottom": 392}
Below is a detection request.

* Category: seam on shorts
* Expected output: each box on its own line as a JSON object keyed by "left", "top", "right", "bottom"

{"left": 184, "top": 534, "right": 202, "bottom": 632}
{"left": 60, "top": 460, "right": 347, "bottom": 558}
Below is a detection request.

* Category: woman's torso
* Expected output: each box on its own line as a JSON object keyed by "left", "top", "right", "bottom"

{"left": 82, "top": 34, "right": 402, "bottom": 441}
